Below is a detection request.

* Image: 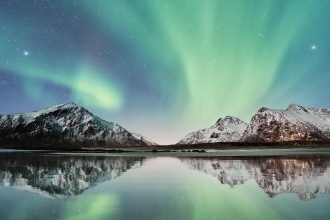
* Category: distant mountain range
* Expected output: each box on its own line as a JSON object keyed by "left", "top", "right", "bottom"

{"left": 178, "top": 104, "right": 330, "bottom": 144}
{"left": 0, "top": 103, "right": 329, "bottom": 149}
{"left": 0, "top": 103, "right": 156, "bottom": 149}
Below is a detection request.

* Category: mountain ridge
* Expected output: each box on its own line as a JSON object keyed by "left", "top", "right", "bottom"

{"left": 178, "top": 104, "right": 330, "bottom": 144}
{"left": 178, "top": 116, "right": 248, "bottom": 144}
{"left": 241, "top": 104, "right": 330, "bottom": 142}
{"left": 1, "top": 102, "right": 330, "bottom": 148}
{"left": 0, "top": 102, "right": 154, "bottom": 148}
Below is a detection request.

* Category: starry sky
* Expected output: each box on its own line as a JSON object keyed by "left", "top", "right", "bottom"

{"left": 1, "top": 0, "right": 330, "bottom": 144}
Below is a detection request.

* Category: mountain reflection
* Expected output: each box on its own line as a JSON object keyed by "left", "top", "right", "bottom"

{"left": 180, "top": 156, "right": 330, "bottom": 200}
{"left": 0, "top": 153, "right": 143, "bottom": 198}
{"left": 1, "top": 152, "right": 330, "bottom": 201}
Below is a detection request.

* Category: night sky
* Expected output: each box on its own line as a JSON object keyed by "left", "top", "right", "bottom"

{"left": 1, "top": 1, "right": 330, "bottom": 144}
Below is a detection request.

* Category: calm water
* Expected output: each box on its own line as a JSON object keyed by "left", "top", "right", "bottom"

{"left": 1, "top": 149, "right": 330, "bottom": 220}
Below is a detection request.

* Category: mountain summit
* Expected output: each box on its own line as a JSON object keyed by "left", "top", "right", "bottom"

{"left": 178, "top": 104, "right": 330, "bottom": 144}
{"left": 0, "top": 103, "right": 151, "bottom": 148}
{"left": 177, "top": 116, "right": 248, "bottom": 144}
{"left": 241, "top": 104, "right": 330, "bottom": 142}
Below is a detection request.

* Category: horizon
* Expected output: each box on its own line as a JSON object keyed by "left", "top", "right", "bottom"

{"left": 1, "top": 1, "right": 330, "bottom": 145}
{"left": 0, "top": 101, "right": 328, "bottom": 145}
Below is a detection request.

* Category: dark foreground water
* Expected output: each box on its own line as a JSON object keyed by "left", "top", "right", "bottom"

{"left": 1, "top": 149, "right": 330, "bottom": 220}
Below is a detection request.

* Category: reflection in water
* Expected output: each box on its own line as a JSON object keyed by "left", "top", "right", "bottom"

{"left": 1, "top": 152, "right": 330, "bottom": 201}
{"left": 0, "top": 153, "right": 143, "bottom": 198}
{"left": 181, "top": 156, "right": 330, "bottom": 200}
{"left": 1, "top": 152, "right": 330, "bottom": 219}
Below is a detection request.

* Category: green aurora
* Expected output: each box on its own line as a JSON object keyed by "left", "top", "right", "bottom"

{"left": 1, "top": 0, "right": 329, "bottom": 143}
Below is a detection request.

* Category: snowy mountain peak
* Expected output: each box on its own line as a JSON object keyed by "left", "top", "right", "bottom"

{"left": 216, "top": 116, "right": 240, "bottom": 124}
{"left": 215, "top": 118, "right": 223, "bottom": 124}
{"left": 257, "top": 107, "right": 270, "bottom": 113}
{"left": 219, "top": 116, "right": 246, "bottom": 125}
{"left": 42, "top": 102, "right": 79, "bottom": 112}
{"left": 286, "top": 103, "right": 308, "bottom": 112}
{"left": 22, "top": 102, "right": 83, "bottom": 119}
{"left": 180, "top": 104, "right": 330, "bottom": 144}
{"left": 132, "top": 133, "right": 158, "bottom": 146}
{"left": 0, "top": 103, "right": 150, "bottom": 148}
{"left": 242, "top": 104, "right": 330, "bottom": 142}
{"left": 178, "top": 116, "right": 247, "bottom": 144}
{"left": 53, "top": 102, "right": 78, "bottom": 108}
{"left": 257, "top": 104, "right": 308, "bottom": 114}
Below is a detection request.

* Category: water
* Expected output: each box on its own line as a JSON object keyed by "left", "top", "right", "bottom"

{"left": 1, "top": 149, "right": 330, "bottom": 220}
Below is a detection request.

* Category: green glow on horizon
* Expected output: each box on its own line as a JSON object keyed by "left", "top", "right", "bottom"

{"left": 1, "top": 0, "right": 329, "bottom": 143}
{"left": 65, "top": 194, "right": 118, "bottom": 219}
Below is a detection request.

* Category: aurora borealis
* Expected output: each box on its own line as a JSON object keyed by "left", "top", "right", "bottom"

{"left": 1, "top": 1, "right": 330, "bottom": 144}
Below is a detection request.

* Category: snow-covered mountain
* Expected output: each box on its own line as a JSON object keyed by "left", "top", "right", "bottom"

{"left": 181, "top": 156, "right": 330, "bottom": 201}
{"left": 177, "top": 116, "right": 248, "bottom": 144}
{"left": 0, "top": 103, "right": 149, "bottom": 148}
{"left": 178, "top": 104, "right": 330, "bottom": 144}
{"left": 241, "top": 104, "right": 330, "bottom": 142}
{"left": 132, "top": 133, "right": 158, "bottom": 146}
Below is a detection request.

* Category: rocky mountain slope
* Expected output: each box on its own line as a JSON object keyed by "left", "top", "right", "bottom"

{"left": 178, "top": 104, "right": 330, "bottom": 144}
{"left": 178, "top": 116, "right": 248, "bottom": 144}
{"left": 241, "top": 104, "right": 330, "bottom": 142}
{"left": 132, "top": 133, "right": 158, "bottom": 146}
{"left": 0, "top": 103, "right": 150, "bottom": 148}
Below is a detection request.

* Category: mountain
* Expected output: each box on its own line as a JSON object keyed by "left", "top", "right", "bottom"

{"left": 178, "top": 104, "right": 330, "bottom": 144}
{"left": 241, "top": 104, "right": 330, "bottom": 142}
{"left": 0, "top": 103, "right": 148, "bottom": 148}
{"left": 132, "top": 133, "right": 158, "bottom": 146}
{"left": 177, "top": 116, "right": 248, "bottom": 144}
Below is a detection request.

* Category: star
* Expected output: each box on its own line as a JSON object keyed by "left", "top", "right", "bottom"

{"left": 23, "top": 51, "right": 29, "bottom": 56}
{"left": 311, "top": 45, "right": 317, "bottom": 50}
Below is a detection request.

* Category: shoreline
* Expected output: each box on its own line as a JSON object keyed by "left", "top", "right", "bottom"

{"left": 1, "top": 141, "right": 330, "bottom": 153}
